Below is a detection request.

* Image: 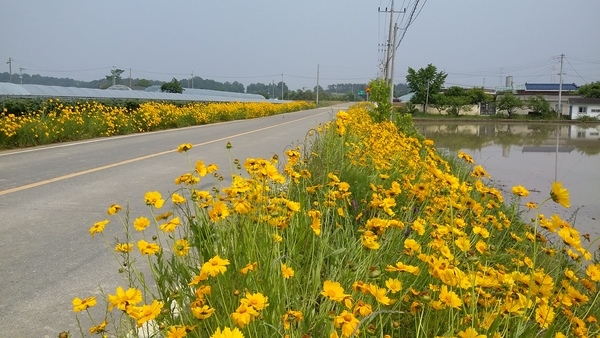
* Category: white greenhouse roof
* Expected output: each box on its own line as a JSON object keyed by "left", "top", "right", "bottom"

{"left": 0, "top": 82, "right": 267, "bottom": 103}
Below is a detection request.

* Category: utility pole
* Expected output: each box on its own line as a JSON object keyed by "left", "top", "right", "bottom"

{"left": 281, "top": 73, "right": 284, "bottom": 100}
{"left": 112, "top": 66, "right": 116, "bottom": 86}
{"left": 378, "top": 2, "right": 405, "bottom": 85}
{"left": 19, "top": 67, "right": 24, "bottom": 85}
{"left": 389, "top": 23, "right": 398, "bottom": 120}
{"left": 316, "top": 64, "right": 320, "bottom": 105}
{"left": 191, "top": 71, "right": 194, "bottom": 89}
{"left": 7, "top": 58, "right": 13, "bottom": 82}
{"left": 557, "top": 54, "right": 564, "bottom": 119}
{"left": 129, "top": 68, "right": 132, "bottom": 88}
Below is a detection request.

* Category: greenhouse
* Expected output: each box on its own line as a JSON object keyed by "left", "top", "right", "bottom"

{"left": 0, "top": 82, "right": 268, "bottom": 103}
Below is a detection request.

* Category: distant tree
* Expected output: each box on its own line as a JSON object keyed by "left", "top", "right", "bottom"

{"left": 443, "top": 86, "right": 472, "bottom": 116}
{"left": 525, "top": 95, "right": 554, "bottom": 117}
{"left": 577, "top": 81, "right": 600, "bottom": 98}
{"left": 406, "top": 64, "right": 447, "bottom": 109}
{"left": 136, "top": 79, "right": 153, "bottom": 88}
{"left": 106, "top": 68, "right": 125, "bottom": 86}
{"left": 247, "top": 82, "right": 272, "bottom": 98}
{"left": 496, "top": 93, "right": 522, "bottom": 117}
{"left": 467, "top": 87, "right": 494, "bottom": 105}
{"left": 161, "top": 78, "right": 183, "bottom": 93}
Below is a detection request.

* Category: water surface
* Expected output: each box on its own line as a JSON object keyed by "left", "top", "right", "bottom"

{"left": 414, "top": 121, "right": 600, "bottom": 238}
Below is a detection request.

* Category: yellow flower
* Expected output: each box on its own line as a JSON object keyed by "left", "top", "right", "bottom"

{"left": 127, "top": 299, "right": 164, "bottom": 327}
{"left": 321, "top": 280, "right": 351, "bottom": 303}
{"left": 173, "top": 239, "right": 190, "bottom": 256}
{"left": 333, "top": 310, "right": 360, "bottom": 337}
{"left": 132, "top": 216, "right": 151, "bottom": 231}
{"left": 107, "top": 286, "right": 142, "bottom": 311}
{"left": 159, "top": 216, "right": 181, "bottom": 232}
{"left": 281, "top": 263, "right": 295, "bottom": 279}
{"left": 439, "top": 285, "right": 462, "bottom": 309}
{"left": 200, "top": 255, "right": 230, "bottom": 277}
{"left": 525, "top": 201, "right": 538, "bottom": 209}
{"left": 454, "top": 236, "right": 471, "bottom": 252}
{"left": 241, "top": 292, "right": 269, "bottom": 311}
{"left": 172, "top": 193, "right": 186, "bottom": 204}
{"left": 72, "top": 296, "right": 97, "bottom": 312}
{"left": 511, "top": 185, "right": 530, "bottom": 197}
{"left": 471, "top": 165, "right": 490, "bottom": 178}
{"left": 240, "top": 262, "right": 258, "bottom": 275}
{"left": 353, "top": 300, "right": 372, "bottom": 317}
{"left": 209, "top": 201, "right": 230, "bottom": 222}
{"left": 272, "top": 233, "right": 283, "bottom": 242}
{"left": 144, "top": 191, "right": 165, "bottom": 208}
{"left": 166, "top": 325, "right": 188, "bottom": 338}
{"left": 586, "top": 264, "right": 600, "bottom": 282}
{"left": 458, "top": 327, "right": 486, "bottom": 338}
{"left": 457, "top": 150, "right": 474, "bottom": 164}
{"left": 177, "top": 143, "right": 193, "bottom": 152}
{"left": 107, "top": 203, "right": 122, "bottom": 215}
{"left": 89, "top": 220, "right": 109, "bottom": 237}
{"left": 385, "top": 278, "right": 402, "bottom": 293}
{"left": 195, "top": 160, "right": 208, "bottom": 176}
{"left": 115, "top": 243, "right": 134, "bottom": 253}
{"left": 211, "top": 327, "right": 245, "bottom": 338}
{"left": 137, "top": 239, "right": 161, "bottom": 255}
{"left": 367, "top": 284, "right": 391, "bottom": 305}
{"left": 230, "top": 303, "right": 258, "bottom": 328}
{"left": 89, "top": 319, "right": 108, "bottom": 334}
{"left": 361, "top": 231, "right": 380, "bottom": 250}
{"left": 191, "top": 305, "right": 215, "bottom": 319}
{"left": 385, "top": 261, "right": 420, "bottom": 275}
{"left": 550, "top": 181, "right": 570, "bottom": 208}
{"left": 282, "top": 309, "right": 303, "bottom": 330}
{"left": 535, "top": 303, "right": 555, "bottom": 329}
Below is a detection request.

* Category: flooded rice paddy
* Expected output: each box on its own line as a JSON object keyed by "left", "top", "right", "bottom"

{"left": 414, "top": 121, "right": 600, "bottom": 239}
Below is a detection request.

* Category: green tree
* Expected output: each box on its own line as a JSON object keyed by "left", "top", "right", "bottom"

{"left": 136, "top": 79, "right": 153, "bottom": 88}
{"left": 406, "top": 64, "right": 447, "bottom": 110}
{"left": 496, "top": 93, "right": 522, "bottom": 117}
{"left": 106, "top": 68, "right": 125, "bottom": 86}
{"left": 577, "top": 81, "right": 600, "bottom": 98}
{"left": 367, "top": 78, "right": 391, "bottom": 122}
{"left": 525, "top": 95, "right": 554, "bottom": 117}
{"left": 161, "top": 78, "right": 183, "bottom": 94}
{"left": 443, "top": 86, "right": 472, "bottom": 116}
{"left": 467, "top": 87, "right": 494, "bottom": 105}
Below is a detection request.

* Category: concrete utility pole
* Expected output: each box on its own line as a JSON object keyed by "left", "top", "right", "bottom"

{"left": 316, "top": 64, "right": 320, "bottom": 105}
{"left": 7, "top": 58, "right": 13, "bottom": 82}
{"left": 557, "top": 54, "right": 564, "bottom": 119}
{"left": 191, "top": 71, "right": 194, "bottom": 89}
{"left": 19, "top": 67, "right": 24, "bottom": 85}
{"left": 389, "top": 23, "right": 398, "bottom": 120}
{"left": 281, "top": 73, "right": 284, "bottom": 100}
{"left": 378, "top": 2, "right": 405, "bottom": 85}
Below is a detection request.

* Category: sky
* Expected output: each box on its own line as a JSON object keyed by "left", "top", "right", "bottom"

{"left": 2, "top": 1, "right": 599, "bottom": 91}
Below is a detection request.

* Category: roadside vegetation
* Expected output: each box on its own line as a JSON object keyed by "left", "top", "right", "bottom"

{"left": 68, "top": 101, "right": 599, "bottom": 337}
{"left": 0, "top": 99, "right": 315, "bottom": 149}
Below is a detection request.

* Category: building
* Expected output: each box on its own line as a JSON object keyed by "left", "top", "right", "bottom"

{"left": 568, "top": 97, "right": 600, "bottom": 120}
{"left": 495, "top": 82, "right": 579, "bottom": 117}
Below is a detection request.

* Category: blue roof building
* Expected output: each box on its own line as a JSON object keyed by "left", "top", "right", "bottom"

{"left": 524, "top": 83, "right": 579, "bottom": 91}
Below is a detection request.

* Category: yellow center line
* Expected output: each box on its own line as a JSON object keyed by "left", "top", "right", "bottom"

{"left": 0, "top": 111, "right": 330, "bottom": 196}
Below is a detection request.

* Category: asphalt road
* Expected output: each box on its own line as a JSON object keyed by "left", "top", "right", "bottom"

{"left": 0, "top": 103, "right": 350, "bottom": 337}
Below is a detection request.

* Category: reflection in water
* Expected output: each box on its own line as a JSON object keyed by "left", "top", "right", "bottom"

{"left": 414, "top": 121, "right": 600, "bottom": 237}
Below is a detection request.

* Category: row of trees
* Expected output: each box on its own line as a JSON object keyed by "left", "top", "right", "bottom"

{"left": 405, "top": 64, "right": 600, "bottom": 117}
